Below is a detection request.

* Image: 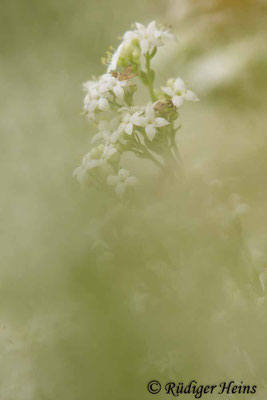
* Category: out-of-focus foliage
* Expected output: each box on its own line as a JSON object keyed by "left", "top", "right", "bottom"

{"left": 1, "top": 0, "right": 267, "bottom": 399}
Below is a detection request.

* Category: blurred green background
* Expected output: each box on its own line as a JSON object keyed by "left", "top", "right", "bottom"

{"left": 1, "top": 0, "right": 267, "bottom": 399}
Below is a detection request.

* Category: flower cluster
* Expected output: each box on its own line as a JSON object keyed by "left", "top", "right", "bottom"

{"left": 108, "top": 21, "right": 173, "bottom": 73}
{"left": 74, "top": 21, "right": 199, "bottom": 197}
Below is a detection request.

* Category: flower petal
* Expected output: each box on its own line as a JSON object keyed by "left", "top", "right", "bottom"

{"left": 125, "top": 122, "right": 133, "bottom": 135}
{"left": 161, "top": 86, "right": 173, "bottom": 97}
{"left": 99, "top": 83, "right": 110, "bottom": 93}
{"left": 113, "top": 85, "right": 124, "bottom": 101}
{"left": 140, "top": 39, "right": 149, "bottom": 54}
{"left": 132, "top": 116, "right": 147, "bottom": 127}
{"left": 145, "top": 104, "right": 155, "bottom": 120}
{"left": 107, "top": 43, "right": 124, "bottom": 72}
{"left": 98, "top": 97, "right": 110, "bottom": 111}
{"left": 136, "top": 22, "right": 145, "bottom": 31}
{"left": 145, "top": 125, "right": 156, "bottom": 141}
{"left": 124, "top": 30, "right": 137, "bottom": 41}
{"left": 102, "top": 145, "right": 117, "bottom": 159}
{"left": 73, "top": 166, "right": 87, "bottom": 184}
{"left": 172, "top": 95, "right": 184, "bottom": 108}
{"left": 184, "top": 90, "right": 199, "bottom": 102}
{"left": 83, "top": 80, "right": 97, "bottom": 91}
{"left": 174, "top": 77, "right": 186, "bottom": 92}
{"left": 147, "top": 20, "right": 156, "bottom": 34}
{"left": 110, "top": 130, "right": 121, "bottom": 143}
{"left": 84, "top": 98, "right": 97, "bottom": 112}
{"left": 155, "top": 117, "right": 169, "bottom": 128}
{"left": 91, "top": 132, "right": 103, "bottom": 144}
{"left": 87, "top": 159, "right": 105, "bottom": 170}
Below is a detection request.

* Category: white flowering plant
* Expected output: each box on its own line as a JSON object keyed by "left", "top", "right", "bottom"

{"left": 74, "top": 21, "right": 199, "bottom": 197}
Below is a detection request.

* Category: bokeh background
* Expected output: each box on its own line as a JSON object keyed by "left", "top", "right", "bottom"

{"left": 1, "top": 0, "right": 267, "bottom": 399}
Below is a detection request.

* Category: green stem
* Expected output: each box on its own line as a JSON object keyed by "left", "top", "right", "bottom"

{"left": 172, "top": 139, "right": 181, "bottom": 161}
{"left": 145, "top": 151, "right": 164, "bottom": 169}
{"left": 132, "top": 132, "right": 163, "bottom": 168}
{"left": 147, "top": 80, "right": 156, "bottom": 102}
{"left": 134, "top": 149, "right": 163, "bottom": 169}
{"left": 145, "top": 56, "right": 156, "bottom": 102}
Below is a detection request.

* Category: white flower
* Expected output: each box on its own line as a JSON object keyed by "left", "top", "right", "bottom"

{"left": 83, "top": 87, "right": 110, "bottom": 116}
{"left": 142, "top": 103, "right": 169, "bottom": 141}
{"left": 73, "top": 144, "right": 118, "bottom": 184}
{"left": 83, "top": 74, "right": 133, "bottom": 121}
{"left": 134, "top": 21, "right": 173, "bottom": 55}
{"left": 91, "top": 118, "right": 120, "bottom": 144}
{"left": 118, "top": 107, "right": 147, "bottom": 135}
{"left": 102, "top": 143, "right": 117, "bottom": 159}
{"left": 73, "top": 155, "right": 103, "bottom": 184}
{"left": 161, "top": 77, "right": 199, "bottom": 108}
{"left": 107, "top": 168, "right": 138, "bottom": 196}
{"left": 108, "top": 21, "right": 173, "bottom": 72}
{"left": 108, "top": 43, "right": 125, "bottom": 73}
{"left": 99, "top": 74, "right": 131, "bottom": 102}
{"left": 91, "top": 121, "right": 111, "bottom": 144}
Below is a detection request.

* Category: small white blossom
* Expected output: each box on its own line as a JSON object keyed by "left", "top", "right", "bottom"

{"left": 108, "top": 21, "right": 173, "bottom": 72}
{"left": 83, "top": 87, "right": 111, "bottom": 118}
{"left": 91, "top": 118, "right": 120, "bottom": 144}
{"left": 102, "top": 143, "right": 117, "bottom": 159}
{"left": 108, "top": 43, "right": 124, "bottom": 73}
{"left": 161, "top": 77, "right": 199, "bottom": 108}
{"left": 99, "top": 74, "right": 131, "bottom": 103}
{"left": 134, "top": 21, "right": 173, "bottom": 55}
{"left": 73, "top": 144, "right": 117, "bottom": 184}
{"left": 95, "top": 108, "right": 146, "bottom": 145}
{"left": 107, "top": 168, "right": 138, "bottom": 196}
{"left": 73, "top": 154, "right": 103, "bottom": 184}
{"left": 118, "top": 107, "right": 147, "bottom": 135}
{"left": 142, "top": 103, "right": 169, "bottom": 141}
{"left": 83, "top": 74, "right": 133, "bottom": 120}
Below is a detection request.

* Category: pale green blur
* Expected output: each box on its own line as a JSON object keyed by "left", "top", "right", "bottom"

{"left": 1, "top": 1, "right": 267, "bottom": 399}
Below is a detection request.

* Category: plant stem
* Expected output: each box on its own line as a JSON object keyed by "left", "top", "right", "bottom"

{"left": 147, "top": 80, "right": 156, "bottom": 102}
{"left": 132, "top": 133, "right": 164, "bottom": 168}
{"left": 172, "top": 139, "right": 181, "bottom": 161}
{"left": 145, "top": 151, "right": 164, "bottom": 168}
{"left": 145, "top": 56, "right": 156, "bottom": 102}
